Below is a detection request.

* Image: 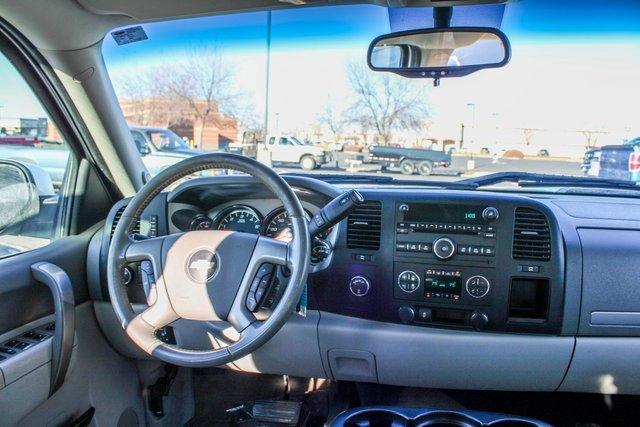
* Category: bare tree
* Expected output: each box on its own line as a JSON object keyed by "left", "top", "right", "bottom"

{"left": 159, "top": 45, "right": 239, "bottom": 147}
{"left": 317, "top": 101, "right": 347, "bottom": 143}
{"left": 346, "top": 60, "right": 429, "bottom": 145}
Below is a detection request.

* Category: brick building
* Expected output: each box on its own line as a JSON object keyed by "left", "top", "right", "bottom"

{"left": 119, "top": 98, "right": 237, "bottom": 151}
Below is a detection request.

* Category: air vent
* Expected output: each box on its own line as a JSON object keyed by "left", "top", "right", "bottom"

{"left": 110, "top": 205, "right": 140, "bottom": 238}
{"left": 512, "top": 207, "right": 551, "bottom": 261}
{"left": 347, "top": 201, "right": 382, "bottom": 250}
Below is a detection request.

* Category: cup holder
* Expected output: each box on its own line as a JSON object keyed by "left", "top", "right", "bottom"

{"left": 333, "top": 408, "right": 549, "bottom": 427}
{"left": 488, "top": 420, "right": 540, "bottom": 427}
{"left": 344, "top": 409, "right": 409, "bottom": 427}
{"left": 414, "top": 411, "right": 482, "bottom": 427}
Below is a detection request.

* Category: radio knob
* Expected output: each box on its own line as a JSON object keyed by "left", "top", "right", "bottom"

{"left": 433, "top": 237, "right": 456, "bottom": 260}
{"left": 469, "top": 310, "right": 489, "bottom": 331}
{"left": 482, "top": 207, "right": 499, "bottom": 222}
{"left": 349, "top": 276, "right": 371, "bottom": 297}
{"left": 399, "top": 204, "right": 409, "bottom": 213}
{"left": 398, "top": 306, "right": 416, "bottom": 324}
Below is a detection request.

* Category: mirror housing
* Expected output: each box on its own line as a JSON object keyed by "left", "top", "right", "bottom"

{"left": 0, "top": 160, "right": 45, "bottom": 231}
{"left": 368, "top": 27, "right": 511, "bottom": 82}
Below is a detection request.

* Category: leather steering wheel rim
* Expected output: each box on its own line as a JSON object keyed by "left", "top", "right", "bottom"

{"left": 107, "top": 153, "right": 310, "bottom": 367}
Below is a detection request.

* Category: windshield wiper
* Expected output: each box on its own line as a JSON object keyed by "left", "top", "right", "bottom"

{"left": 282, "top": 173, "right": 478, "bottom": 190}
{"left": 458, "top": 172, "right": 640, "bottom": 191}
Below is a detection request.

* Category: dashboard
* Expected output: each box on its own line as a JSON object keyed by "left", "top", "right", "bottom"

{"left": 89, "top": 174, "right": 640, "bottom": 395}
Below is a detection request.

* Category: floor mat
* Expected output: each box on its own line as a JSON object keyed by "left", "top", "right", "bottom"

{"left": 187, "top": 368, "right": 288, "bottom": 426}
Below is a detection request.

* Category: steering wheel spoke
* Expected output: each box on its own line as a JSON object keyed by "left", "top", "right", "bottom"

{"left": 227, "top": 236, "right": 290, "bottom": 332}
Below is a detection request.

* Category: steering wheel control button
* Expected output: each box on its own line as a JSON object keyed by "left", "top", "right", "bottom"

{"left": 247, "top": 263, "right": 275, "bottom": 311}
{"left": 398, "top": 270, "right": 420, "bottom": 293}
{"left": 186, "top": 249, "right": 219, "bottom": 283}
{"left": 433, "top": 237, "right": 456, "bottom": 260}
{"left": 121, "top": 266, "right": 134, "bottom": 285}
{"left": 466, "top": 275, "right": 491, "bottom": 298}
{"left": 398, "top": 306, "right": 415, "bottom": 324}
{"left": 349, "top": 276, "right": 371, "bottom": 297}
{"left": 482, "top": 207, "right": 499, "bottom": 222}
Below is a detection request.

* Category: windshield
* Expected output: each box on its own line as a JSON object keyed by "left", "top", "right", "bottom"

{"left": 103, "top": 0, "right": 640, "bottom": 189}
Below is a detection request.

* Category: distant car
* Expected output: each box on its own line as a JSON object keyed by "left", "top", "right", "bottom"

{"left": 537, "top": 149, "right": 550, "bottom": 157}
{"left": 581, "top": 148, "right": 599, "bottom": 174}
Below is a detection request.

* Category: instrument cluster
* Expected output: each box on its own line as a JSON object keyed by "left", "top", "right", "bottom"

{"left": 170, "top": 203, "right": 334, "bottom": 265}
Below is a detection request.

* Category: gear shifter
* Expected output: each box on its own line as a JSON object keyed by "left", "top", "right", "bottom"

{"left": 308, "top": 189, "right": 364, "bottom": 237}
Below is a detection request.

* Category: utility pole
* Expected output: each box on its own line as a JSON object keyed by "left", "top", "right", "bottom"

{"left": 263, "top": 11, "right": 272, "bottom": 137}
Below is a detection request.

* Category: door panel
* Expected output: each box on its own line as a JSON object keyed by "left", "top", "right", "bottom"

{"left": 0, "top": 225, "right": 146, "bottom": 426}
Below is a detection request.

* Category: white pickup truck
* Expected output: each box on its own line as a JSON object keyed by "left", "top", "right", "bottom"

{"left": 262, "top": 135, "right": 330, "bottom": 170}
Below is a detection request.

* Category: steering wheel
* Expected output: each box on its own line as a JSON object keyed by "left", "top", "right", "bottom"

{"left": 107, "top": 153, "right": 310, "bottom": 367}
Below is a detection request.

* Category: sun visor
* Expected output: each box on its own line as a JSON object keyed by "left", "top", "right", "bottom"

{"left": 388, "top": 4, "right": 506, "bottom": 32}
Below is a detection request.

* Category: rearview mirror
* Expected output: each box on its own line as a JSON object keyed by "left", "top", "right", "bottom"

{"left": 368, "top": 27, "right": 511, "bottom": 82}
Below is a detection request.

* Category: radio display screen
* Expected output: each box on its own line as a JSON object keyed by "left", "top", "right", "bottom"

{"left": 404, "top": 203, "right": 483, "bottom": 224}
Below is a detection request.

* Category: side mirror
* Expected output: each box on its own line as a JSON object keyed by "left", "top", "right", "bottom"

{"left": 0, "top": 160, "right": 45, "bottom": 231}
{"left": 138, "top": 143, "right": 151, "bottom": 156}
{"left": 368, "top": 27, "right": 511, "bottom": 83}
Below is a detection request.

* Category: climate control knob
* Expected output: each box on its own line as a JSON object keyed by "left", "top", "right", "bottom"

{"left": 349, "top": 276, "right": 371, "bottom": 297}
{"left": 398, "top": 306, "right": 416, "bottom": 324}
{"left": 469, "top": 310, "right": 489, "bottom": 331}
{"left": 466, "top": 275, "right": 490, "bottom": 298}
{"left": 433, "top": 237, "right": 456, "bottom": 260}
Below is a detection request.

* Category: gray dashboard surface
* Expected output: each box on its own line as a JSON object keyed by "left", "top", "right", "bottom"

{"left": 578, "top": 228, "right": 640, "bottom": 336}
{"left": 318, "top": 312, "right": 575, "bottom": 392}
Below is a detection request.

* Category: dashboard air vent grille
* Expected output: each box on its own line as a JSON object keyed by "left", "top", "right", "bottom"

{"left": 512, "top": 207, "right": 551, "bottom": 261}
{"left": 347, "top": 201, "right": 382, "bottom": 250}
{"left": 110, "top": 205, "right": 140, "bottom": 238}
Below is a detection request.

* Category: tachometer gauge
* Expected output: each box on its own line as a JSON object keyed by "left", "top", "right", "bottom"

{"left": 311, "top": 240, "right": 332, "bottom": 264}
{"left": 215, "top": 206, "right": 262, "bottom": 234}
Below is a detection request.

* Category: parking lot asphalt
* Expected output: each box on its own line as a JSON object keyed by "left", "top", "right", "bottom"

{"left": 276, "top": 152, "right": 583, "bottom": 182}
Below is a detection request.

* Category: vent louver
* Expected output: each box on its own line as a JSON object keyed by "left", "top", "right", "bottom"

{"left": 347, "top": 201, "right": 382, "bottom": 250}
{"left": 512, "top": 207, "right": 551, "bottom": 261}
{"left": 110, "top": 205, "right": 140, "bottom": 238}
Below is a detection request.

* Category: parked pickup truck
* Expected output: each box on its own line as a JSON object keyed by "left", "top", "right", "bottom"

{"left": 263, "top": 135, "right": 330, "bottom": 170}
{"left": 130, "top": 126, "right": 205, "bottom": 175}
{"left": 594, "top": 139, "right": 640, "bottom": 182}
{"left": 367, "top": 145, "right": 452, "bottom": 175}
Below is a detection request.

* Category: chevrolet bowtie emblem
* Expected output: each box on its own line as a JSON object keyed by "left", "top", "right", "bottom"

{"left": 186, "top": 249, "right": 219, "bottom": 283}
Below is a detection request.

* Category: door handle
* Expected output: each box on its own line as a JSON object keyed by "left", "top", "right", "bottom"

{"left": 31, "top": 262, "right": 75, "bottom": 397}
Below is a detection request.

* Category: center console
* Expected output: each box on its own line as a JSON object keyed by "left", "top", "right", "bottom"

{"left": 311, "top": 193, "right": 565, "bottom": 335}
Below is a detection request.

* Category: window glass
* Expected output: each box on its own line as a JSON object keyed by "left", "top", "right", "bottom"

{"left": 0, "top": 52, "right": 72, "bottom": 257}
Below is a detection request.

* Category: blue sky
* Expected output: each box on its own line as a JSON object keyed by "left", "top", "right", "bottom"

{"left": 98, "top": 1, "right": 640, "bottom": 155}
{"left": 4, "top": 0, "right": 640, "bottom": 157}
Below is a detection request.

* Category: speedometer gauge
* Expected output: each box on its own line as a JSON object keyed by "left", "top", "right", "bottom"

{"left": 215, "top": 206, "right": 262, "bottom": 234}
